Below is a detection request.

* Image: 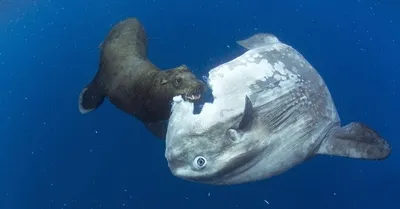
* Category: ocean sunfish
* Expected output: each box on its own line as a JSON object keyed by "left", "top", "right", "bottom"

{"left": 164, "top": 33, "right": 391, "bottom": 185}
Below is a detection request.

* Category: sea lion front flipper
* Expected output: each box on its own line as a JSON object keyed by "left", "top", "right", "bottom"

{"left": 78, "top": 81, "right": 106, "bottom": 114}
{"left": 317, "top": 122, "right": 391, "bottom": 160}
{"left": 144, "top": 120, "right": 168, "bottom": 140}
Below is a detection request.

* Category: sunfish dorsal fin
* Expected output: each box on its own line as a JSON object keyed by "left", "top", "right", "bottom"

{"left": 236, "top": 33, "right": 279, "bottom": 50}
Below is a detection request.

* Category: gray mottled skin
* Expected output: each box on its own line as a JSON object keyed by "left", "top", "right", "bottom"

{"left": 165, "top": 33, "right": 391, "bottom": 185}
{"left": 78, "top": 18, "right": 206, "bottom": 139}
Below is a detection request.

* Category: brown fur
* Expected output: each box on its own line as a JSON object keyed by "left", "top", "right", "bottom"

{"left": 78, "top": 17, "right": 206, "bottom": 139}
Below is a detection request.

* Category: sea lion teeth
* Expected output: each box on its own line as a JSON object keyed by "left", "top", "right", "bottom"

{"left": 185, "top": 94, "right": 201, "bottom": 101}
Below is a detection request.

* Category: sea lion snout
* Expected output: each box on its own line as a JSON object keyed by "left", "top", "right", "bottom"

{"left": 183, "top": 79, "right": 208, "bottom": 102}
{"left": 175, "top": 77, "right": 206, "bottom": 102}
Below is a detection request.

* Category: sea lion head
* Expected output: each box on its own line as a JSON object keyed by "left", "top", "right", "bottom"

{"left": 161, "top": 65, "right": 207, "bottom": 103}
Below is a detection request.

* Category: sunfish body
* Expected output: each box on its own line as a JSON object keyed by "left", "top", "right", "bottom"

{"left": 165, "top": 33, "right": 391, "bottom": 185}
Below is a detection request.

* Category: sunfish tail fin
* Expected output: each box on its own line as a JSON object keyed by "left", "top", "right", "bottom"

{"left": 78, "top": 81, "right": 106, "bottom": 114}
{"left": 236, "top": 33, "right": 280, "bottom": 50}
{"left": 317, "top": 122, "right": 391, "bottom": 160}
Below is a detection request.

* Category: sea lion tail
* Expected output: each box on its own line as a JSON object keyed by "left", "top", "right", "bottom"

{"left": 317, "top": 122, "right": 391, "bottom": 160}
{"left": 78, "top": 82, "right": 105, "bottom": 114}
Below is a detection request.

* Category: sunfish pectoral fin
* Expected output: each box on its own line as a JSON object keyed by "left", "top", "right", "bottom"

{"left": 145, "top": 120, "right": 169, "bottom": 140}
{"left": 78, "top": 82, "right": 106, "bottom": 114}
{"left": 317, "top": 122, "right": 391, "bottom": 160}
{"left": 228, "top": 95, "right": 254, "bottom": 142}
{"left": 238, "top": 95, "right": 254, "bottom": 130}
{"left": 236, "top": 33, "right": 280, "bottom": 50}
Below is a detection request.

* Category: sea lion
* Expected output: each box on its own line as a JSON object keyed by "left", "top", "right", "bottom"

{"left": 78, "top": 17, "right": 206, "bottom": 139}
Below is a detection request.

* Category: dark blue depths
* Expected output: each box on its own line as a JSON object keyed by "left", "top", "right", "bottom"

{"left": 0, "top": 0, "right": 398, "bottom": 209}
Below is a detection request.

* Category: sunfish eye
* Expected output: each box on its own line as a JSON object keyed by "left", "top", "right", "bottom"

{"left": 193, "top": 156, "right": 207, "bottom": 170}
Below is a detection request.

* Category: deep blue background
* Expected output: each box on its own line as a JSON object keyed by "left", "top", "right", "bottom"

{"left": 1, "top": 0, "right": 399, "bottom": 209}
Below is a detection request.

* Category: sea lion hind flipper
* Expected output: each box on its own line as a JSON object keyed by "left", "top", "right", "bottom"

{"left": 317, "top": 122, "right": 391, "bottom": 160}
{"left": 78, "top": 82, "right": 106, "bottom": 114}
{"left": 144, "top": 121, "right": 168, "bottom": 140}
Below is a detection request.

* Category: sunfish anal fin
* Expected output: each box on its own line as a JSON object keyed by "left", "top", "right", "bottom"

{"left": 317, "top": 122, "right": 391, "bottom": 160}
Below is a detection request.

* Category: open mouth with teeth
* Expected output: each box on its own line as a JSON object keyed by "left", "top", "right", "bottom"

{"left": 184, "top": 94, "right": 202, "bottom": 101}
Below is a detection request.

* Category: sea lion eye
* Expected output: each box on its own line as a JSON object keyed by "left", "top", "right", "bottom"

{"left": 193, "top": 156, "right": 207, "bottom": 169}
{"left": 174, "top": 77, "right": 182, "bottom": 86}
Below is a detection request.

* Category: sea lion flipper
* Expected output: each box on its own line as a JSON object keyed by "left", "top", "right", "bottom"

{"left": 144, "top": 121, "right": 168, "bottom": 140}
{"left": 78, "top": 82, "right": 105, "bottom": 114}
{"left": 317, "top": 122, "right": 391, "bottom": 160}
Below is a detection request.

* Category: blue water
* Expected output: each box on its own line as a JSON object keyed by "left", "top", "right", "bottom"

{"left": 1, "top": 0, "right": 398, "bottom": 209}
